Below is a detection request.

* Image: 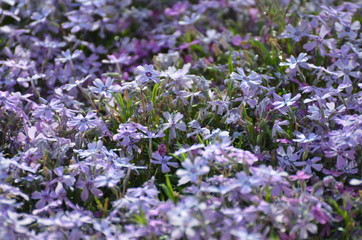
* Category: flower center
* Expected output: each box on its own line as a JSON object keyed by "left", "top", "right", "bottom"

{"left": 161, "top": 158, "right": 168, "bottom": 164}
{"left": 146, "top": 72, "right": 152, "bottom": 78}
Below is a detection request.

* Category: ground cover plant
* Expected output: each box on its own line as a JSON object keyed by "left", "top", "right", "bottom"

{"left": 0, "top": 0, "right": 362, "bottom": 239}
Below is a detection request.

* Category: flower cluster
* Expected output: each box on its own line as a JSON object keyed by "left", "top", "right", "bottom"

{"left": 0, "top": 0, "right": 361, "bottom": 239}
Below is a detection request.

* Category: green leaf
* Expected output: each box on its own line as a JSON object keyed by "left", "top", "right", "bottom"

{"left": 130, "top": 211, "right": 148, "bottom": 226}
{"left": 160, "top": 175, "right": 177, "bottom": 203}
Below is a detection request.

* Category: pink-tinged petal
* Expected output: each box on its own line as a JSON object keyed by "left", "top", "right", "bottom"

{"left": 90, "top": 187, "right": 103, "bottom": 197}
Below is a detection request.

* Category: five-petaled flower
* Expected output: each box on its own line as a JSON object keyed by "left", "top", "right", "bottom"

{"left": 151, "top": 151, "right": 179, "bottom": 173}
{"left": 162, "top": 112, "right": 187, "bottom": 140}
{"left": 135, "top": 64, "right": 161, "bottom": 85}
{"left": 67, "top": 112, "right": 98, "bottom": 132}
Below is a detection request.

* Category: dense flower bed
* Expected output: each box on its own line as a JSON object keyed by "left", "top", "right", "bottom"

{"left": 0, "top": 0, "right": 362, "bottom": 239}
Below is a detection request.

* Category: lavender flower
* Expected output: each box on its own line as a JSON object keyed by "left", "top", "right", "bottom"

{"left": 279, "top": 53, "right": 310, "bottom": 76}
{"left": 0, "top": 91, "right": 19, "bottom": 110}
{"left": 230, "top": 67, "right": 262, "bottom": 88}
{"left": 89, "top": 77, "right": 122, "bottom": 97}
{"left": 32, "top": 99, "right": 63, "bottom": 120}
{"left": 31, "top": 188, "right": 57, "bottom": 209}
{"left": 135, "top": 64, "right": 161, "bottom": 84}
{"left": 162, "top": 112, "right": 187, "bottom": 140}
{"left": 276, "top": 146, "right": 299, "bottom": 169}
{"left": 324, "top": 144, "right": 355, "bottom": 169}
{"left": 282, "top": 21, "right": 310, "bottom": 42}
{"left": 151, "top": 151, "right": 179, "bottom": 173}
{"left": 113, "top": 123, "right": 143, "bottom": 146}
{"left": 94, "top": 168, "right": 125, "bottom": 188}
{"left": 272, "top": 93, "right": 301, "bottom": 115}
{"left": 67, "top": 112, "right": 98, "bottom": 132}
{"left": 335, "top": 20, "right": 360, "bottom": 39}
{"left": 76, "top": 176, "right": 103, "bottom": 201}
{"left": 55, "top": 49, "right": 82, "bottom": 63}
{"left": 303, "top": 25, "right": 335, "bottom": 56}
{"left": 294, "top": 157, "right": 323, "bottom": 174}
{"left": 176, "top": 157, "right": 210, "bottom": 185}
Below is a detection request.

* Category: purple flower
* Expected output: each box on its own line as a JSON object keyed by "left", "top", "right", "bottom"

{"left": 113, "top": 123, "right": 143, "bottom": 145}
{"left": 293, "top": 132, "right": 320, "bottom": 144}
{"left": 272, "top": 120, "right": 290, "bottom": 138}
{"left": 276, "top": 146, "right": 299, "bottom": 169}
{"left": 55, "top": 49, "right": 82, "bottom": 63}
{"left": 94, "top": 168, "right": 125, "bottom": 188}
{"left": 151, "top": 151, "right": 179, "bottom": 173}
{"left": 303, "top": 25, "right": 335, "bottom": 56}
{"left": 135, "top": 64, "right": 161, "bottom": 84}
{"left": 281, "top": 21, "right": 310, "bottom": 42}
{"left": 324, "top": 144, "right": 355, "bottom": 169}
{"left": 165, "top": 2, "right": 188, "bottom": 16}
{"left": 335, "top": 20, "right": 360, "bottom": 39}
{"left": 230, "top": 67, "right": 262, "bottom": 88}
{"left": 102, "top": 53, "right": 132, "bottom": 66}
{"left": 178, "top": 12, "right": 200, "bottom": 25}
{"left": 89, "top": 77, "right": 122, "bottom": 98}
{"left": 32, "top": 99, "right": 63, "bottom": 120}
{"left": 272, "top": 93, "right": 301, "bottom": 115}
{"left": 17, "top": 126, "right": 46, "bottom": 146}
{"left": 0, "top": 91, "right": 19, "bottom": 110}
{"left": 165, "top": 63, "right": 193, "bottom": 90}
{"left": 176, "top": 157, "right": 210, "bottom": 185}
{"left": 294, "top": 157, "right": 323, "bottom": 174}
{"left": 63, "top": 75, "right": 91, "bottom": 91}
{"left": 67, "top": 112, "right": 98, "bottom": 132}
{"left": 234, "top": 172, "right": 254, "bottom": 194}
{"left": 289, "top": 171, "right": 312, "bottom": 181}
{"left": 335, "top": 60, "right": 360, "bottom": 84}
{"left": 291, "top": 217, "right": 318, "bottom": 239}
{"left": 312, "top": 202, "right": 331, "bottom": 224}
{"left": 62, "top": 11, "right": 93, "bottom": 33}
{"left": 76, "top": 176, "right": 103, "bottom": 201}
{"left": 50, "top": 166, "right": 76, "bottom": 190}
{"left": 280, "top": 53, "right": 310, "bottom": 76}
{"left": 162, "top": 112, "right": 187, "bottom": 140}
{"left": 31, "top": 188, "right": 57, "bottom": 209}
